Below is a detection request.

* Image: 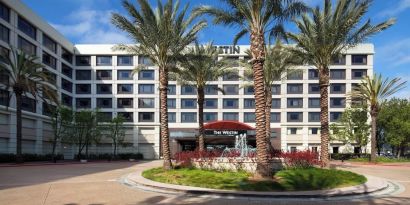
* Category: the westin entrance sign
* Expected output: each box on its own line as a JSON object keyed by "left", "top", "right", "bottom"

{"left": 214, "top": 45, "right": 241, "bottom": 54}
{"left": 205, "top": 130, "right": 247, "bottom": 137}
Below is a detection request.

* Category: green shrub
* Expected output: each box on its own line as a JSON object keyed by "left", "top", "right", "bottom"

{"left": 330, "top": 153, "right": 370, "bottom": 160}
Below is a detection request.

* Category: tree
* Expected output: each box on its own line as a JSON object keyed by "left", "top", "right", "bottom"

{"left": 287, "top": 0, "right": 395, "bottom": 167}
{"left": 352, "top": 74, "right": 406, "bottom": 162}
{"left": 172, "top": 42, "right": 231, "bottom": 151}
{"left": 104, "top": 116, "right": 126, "bottom": 158}
{"left": 0, "top": 48, "right": 57, "bottom": 163}
{"left": 111, "top": 0, "right": 206, "bottom": 170}
{"left": 330, "top": 106, "right": 370, "bottom": 153}
{"left": 50, "top": 106, "right": 73, "bottom": 162}
{"left": 377, "top": 98, "right": 410, "bottom": 158}
{"left": 194, "top": 0, "right": 307, "bottom": 179}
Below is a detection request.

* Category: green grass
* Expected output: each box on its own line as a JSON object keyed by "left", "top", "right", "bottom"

{"left": 349, "top": 156, "right": 410, "bottom": 163}
{"left": 142, "top": 167, "right": 366, "bottom": 191}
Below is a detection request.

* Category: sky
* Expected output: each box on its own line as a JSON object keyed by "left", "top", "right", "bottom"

{"left": 21, "top": 0, "right": 410, "bottom": 98}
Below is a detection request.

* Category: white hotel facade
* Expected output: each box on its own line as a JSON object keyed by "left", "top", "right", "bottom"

{"left": 0, "top": 0, "right": 372, "bottom": 159}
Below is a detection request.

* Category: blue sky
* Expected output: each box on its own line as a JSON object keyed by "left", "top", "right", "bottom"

{"left": 21, "top": 0, "right": 410, "bottom": 97}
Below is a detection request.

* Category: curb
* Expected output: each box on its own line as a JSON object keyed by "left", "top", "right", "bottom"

{"left": 126, "top": 169, "right": 389, "bottom": 198}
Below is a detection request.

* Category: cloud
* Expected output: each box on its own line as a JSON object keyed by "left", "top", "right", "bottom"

{"left": 379, "top": 0, "right": 410, "bottom": 17}
{"left": 50, "top": 9, "right": 131, "bottom": 44}
{"left": 377, "top": 38, "right": 410, "bottom": 67}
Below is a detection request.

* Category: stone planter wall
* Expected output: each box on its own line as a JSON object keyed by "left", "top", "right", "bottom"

{"left": 191, "top": 157, "right": 284, "bottom": 172}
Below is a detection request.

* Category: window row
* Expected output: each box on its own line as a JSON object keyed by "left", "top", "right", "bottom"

{"left": 76, "top": 55, "right": 149, "bottom": 66}
{"left": 75, "top": 70, "right": 154, "bottom": 80}
{"left": 73, "top": 84, "right": 155, "bottom": 94}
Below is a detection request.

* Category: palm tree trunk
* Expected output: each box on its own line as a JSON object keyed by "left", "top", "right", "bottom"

{"left": 250, "top": 30, "right": 270, "bottom": 179}
{"left": 370, "top": 107, "right": 377, "bottom": 162}
{"left": 159, "top": 67, "right": 172, "bottom": 170}
{"left": 197, "top": 87, "right": 205, "bottom": 151}
{"left": 265, "top": 86, "right": 273, "bottom": 153}
{"left": 319, "top": 67, "right": 330, "bottom": 167}
{"left": 15, "top": 92, "right": 23, "bottom": 163}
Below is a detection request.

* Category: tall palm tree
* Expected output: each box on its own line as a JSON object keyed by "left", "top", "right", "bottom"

{"left": 172, "top": 42, "right": 231, "bottom": 151}
{"left": 111, "top": 0, "right": 206, "bottom": 170}
{"left": 194, "top": 0, "right": 307, "bottom": 178}
{"left": 0, "top": 48, "right": 57, "bottom": 163}
{"left": 287, "top": 0, "right": 395, "bottom": 167}
{"left": 352, "top": 74, "right": 406, "bottom": 162}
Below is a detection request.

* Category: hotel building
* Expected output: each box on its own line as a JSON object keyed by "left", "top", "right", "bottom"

{"left": 0, "top": 0, "right": 373, "bottom": 159}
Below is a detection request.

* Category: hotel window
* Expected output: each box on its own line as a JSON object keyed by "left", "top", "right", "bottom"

{"left": 204, "top": 112, "right": 217, "bottom": 122}
{"left": 352, "top": 55, "right": 367, "bottom": 65}
{"left": 308, "top": 69, "right": 319, "bottom": 80}
{"left": 138, "top": 98, "right": 155, "bottom": 108}
{"left": 97, "top": 112, "right": 112, "bottom": 122}
{"left": 308, "top": 112, "right": 320, "bottom": 122}
{"left": 117, "top": 70, "right": 133, "bottom": 80}
{"left": 118, "top": 112, "right": 133, "bottom": 122}
{"left": 287, "top": 98, "right": 303, "bottom": 108}
{"left": 181, "top": 99, "right": 197, "bottom": 109}
{"left": 223, "top": 112, "right": 239, "bottom": 121}
{"left": 332, "top": 55, "right": 346, "bottom": 65}
{"left": 0, "top": 2, "right": 10, "bottom": 22}
{"left": 61, "top": 63, "right": 73, "bottom": 78}
{"left": 223, "top": 71, "right": 239, "bottom": 81}
{"left": 290, "top": 147, "right": 297, "bottom": 152}
{"left": 205, "top": 85, "right": 218, "bottom": 95}
{"left": 352, "top": 69, "right": 367, "bottom": 79}
{"left": 76, "top": 84, "right": 91, "bottom": 94}
{"left": 310, "top": 128, "right": 319, "bottom": 135}
{"left": 271, "top": 85, "right": 281, "bottom": 95}
{"left": 42, "top": 34, "right": 57, "bottom": 53}
{"left": 42, "top": 103, "right": 56, "bottom": 117}
{"left": 43, "top": 70, "right": 56, "bottom": 85}
{"left": 22, "top": 97, "right": 36, "bottom": 113}
{"left": 181, "top": 85, "right": 197, "bottom": 95}
{"left": 308, "top": 84, "right": 320, "bottom": 94}
{"left": 223, "top": 99, "right": 238, "bottom": 109}
{"left": 0, "top": 46, "right": 8, "bottom": 65}
{"left": 287, "top": 112, "right": 303, "bottom": 122}
{"left": 138, "top": 56, "right": 153, "bottom": 66}
{"left": 288, "top": 128, "right": 298, "bottom": 135}
{"left": 0, "top": 69, "right": 8, "bottom": 85}
{"left": 0, "top": 89, "right": 9, "bottom": 106}
{"left": 18, "top": 16, "right": 36, "bottom": 40}
{"left": 97, "top": 98, "right": 112, "bottom": 108}
{"left": 270, "top": 112, "right": 281, "bottom": 122}
{"left": 308, "top": 98, "right": 320, "bottom": 108}
{"left": 244, "top": 112, "right": 255, "bottom": 122}
{"left": 117, "top": 55, "right": 133, "bottom": 66}
{"left": 96, "top": 56, "right": 112, "bottom": 66}
{"left": 76, "top": 98, "right": 91, "bottom": 109}
{"left": 181, "top": 112, "right": 197, "bottom": 123}
{"left": 76, "top": 70, "right": 91, "bottom": 80}
{"left": 61, "top": 93, "right": 72, "bottom": 107}
{"left": 0, "top": 24, "right": 9, "bottom": 43}
{"left": 117, "top": 98, "right": 133, "bottom": 108}
{"left": 18, "top": 36, "right": 36, "bottom": 55}
{"left": 330, "top": 112, "right": 342, "bottom": 122}
{"left": 204, "top": 99, "right": 218, "bottom": 108}
{"left": 117, "top": 84, "right": 133, "bottom": 94}
{"left": 96, "top": 70, "right": 112, "bottom": 80}
{"left": 271, "top": 99, "right": 281, "bottom": 109}
{"left": 167, "top": 98, "right": 176, "bottom": 108}
{"left": 138, "top": 70, "right": 154, "bottom": 80}
{"left": 76, "top": 56, "right": 91, "bottom": 66}
{"left": 287, "top": 84, "right": 303, "bottom": 94}
{"left": 168, "top": 112, "right": 176, "bottom": 122}
{"left": 287, "top": 70, "right": 303, "bottom": 80}
{"left": 138, "top": 84, "right": 154, "bottom": 94}
{"left": 244, "top": 99, "right": 255, "bottom": 108}
{"left": 96, "top": 84, "right": 112, "bottom": 94}
{"left": 168, "top": 85, "right": 176, "bottom": 95}
{"left": 42, "top": 52, "right": 56, "bottom": 69}
{"left": 330, "top": 83, "right": 345, "bottom": 94}
{"left": 61, "top": 48, "right": 73, "bottom": 63}
{"left": 223, "top": 85, "right": 239, "bottom": 95}
{"left": 330, "top": 69, "right": 345, "bottom": 79}
{"left": 244, "top": 86, "right": 254, "bottom": 95}
{"left": 330, "top": 97, "right": 345, "bottom": 108}
{"left": 333, "top": 147, "right": 339, "bottom": 154}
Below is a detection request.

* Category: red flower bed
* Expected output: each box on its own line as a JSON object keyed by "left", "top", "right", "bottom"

{"left": 280, "top": 150, "right": 321, "bottom": 169}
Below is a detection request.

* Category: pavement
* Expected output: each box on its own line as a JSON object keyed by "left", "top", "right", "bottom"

{"left": 0, "top": 160, "right": 409, "bottom": 205}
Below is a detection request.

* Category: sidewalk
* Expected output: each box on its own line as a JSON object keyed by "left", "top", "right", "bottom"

{"left": 126, "top": 160, "right": 389, "bottom": 198}
{"left": 331, "top": 160, "right": 410, "bottom": 167}
{"left": 0, "top": 160, "right": 138, "bottom": 167}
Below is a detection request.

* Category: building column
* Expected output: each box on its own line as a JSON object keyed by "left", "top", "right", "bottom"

{"left": 35, "top": 119, "right": 43, "bottom": 154}
{"left": 8, "top": 112, "right": 16, "bottom": 154}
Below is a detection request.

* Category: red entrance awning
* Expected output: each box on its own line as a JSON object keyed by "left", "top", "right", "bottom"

{"left": 204, "top": 120, "right": 255, "bottom": 130}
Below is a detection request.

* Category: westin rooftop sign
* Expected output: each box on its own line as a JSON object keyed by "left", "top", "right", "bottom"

{"left": 214, "top": 45, "right": 241, "bottom": 54}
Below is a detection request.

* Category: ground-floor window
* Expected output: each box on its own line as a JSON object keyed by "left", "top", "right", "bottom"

{"left": 333, "top": 146, "right": 339, "bottom": 153}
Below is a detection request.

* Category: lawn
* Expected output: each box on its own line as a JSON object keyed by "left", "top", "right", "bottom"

{"left": 349, "top": 156, "right": 410, "bottom": 163}
{"left": 142, "top": 167, "right": 366, "bottom": 191}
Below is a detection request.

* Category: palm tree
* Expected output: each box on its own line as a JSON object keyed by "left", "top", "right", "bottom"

{"left": 194, "top": 0, "right": 307, "bottom": 179}
{"left": 0, "top": 48, "right": 57, "bottom": 163}
{"left": 287, "top": 0, "right": 395, "bottom": 167}
{"left": 111, "top": 0, "right": 206, "bottom": 170}
{"left": 172, "top": 42, "right": 231, "bottom": 151}
{"left": 352, "top": 74, "right": 406, "bottom": 162}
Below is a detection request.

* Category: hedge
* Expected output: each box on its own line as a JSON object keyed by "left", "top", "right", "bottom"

{"left": 330, "top": 153, "right": 370, "bottom": 160}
